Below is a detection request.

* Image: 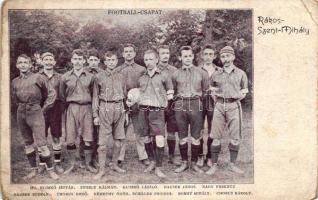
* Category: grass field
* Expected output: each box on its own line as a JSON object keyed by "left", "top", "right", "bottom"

{"left": 11, "top": 106, "right": 253, "bottom": 184}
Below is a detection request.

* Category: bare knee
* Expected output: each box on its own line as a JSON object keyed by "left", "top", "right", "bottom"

{"left": 38, "top": 145, "right": 50, "bottom": 157}
{"left": 212, "top": 139, "right": 221, "bottom": 146}
{"left": 190, "top": 137, "right": 200, "bottom": 145}
{"left": 25, "top": 144, "right": 35, "bottom": 154}
{"left": 155, "top": 135, "right": 165, "bottom": 147}
{"left": 179, "top": 137, "right": 187, "bottom": 145}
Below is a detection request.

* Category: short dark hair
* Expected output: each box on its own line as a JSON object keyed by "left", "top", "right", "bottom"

{"left": 122, "top": 43, "right": 136, "bottom": 52}
{"left": 72, "top": 49, "right": 85, "bottom": 57}
{"left": 157, "top": 45, "right": 170, "bottom": 51}
{"left": 105, "top": 47, "right": 119, "bottom": 58}
{"left": 178, "top": 45, "right": 193, "bottom": 56}
{"left": 87, "top": 49, "right": 100, "bottom": 59}
{"left": 17, "top": 54, "right": 31, "bottom": 63}
{"left": 144, "top": 49, "right": 158, "bottom": 58}
{"left": 201, "top": 44, "right": 216, "bottom": 52}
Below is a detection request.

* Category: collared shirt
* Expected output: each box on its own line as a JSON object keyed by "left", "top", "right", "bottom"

{"left": 85, "top": 66, "right": 103, "bottom": 75}
{"left": 138, "top": 68, "right": 173, "bottom": 108}
{"left": 158, "top": 63, "right": 177, "bottom": 75}
{"left": 59, "top": 69, "right": 94, "bottom": 104}
{"left": 171, "top": 65, "right": 210, "bottom": 98}
{"left": 158, "top": 62, "right": 177, "bottom": 90}
{"left": 11, "top": 71, "right": 56, "bottom": 111}
{"left": 92, "top": 67, "right": 126, "bottom": 118}
{"left": 199, "top": 63, "right": 219, "bottom": 79}
{"left": 211, "top": 65, "right": 248, "bottom": 99}
{"left": 39, "top": 70, "right": 62, "bottom": 100}
{"left": 120, "top": 62, "right": 146, "bottom": 92}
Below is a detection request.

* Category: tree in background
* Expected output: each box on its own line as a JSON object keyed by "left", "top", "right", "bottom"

{"left": 9, "top": 10, "right": 79, "bottom": 77}
{"left": 9, "top": 9, "right": 252, "bottom": 106}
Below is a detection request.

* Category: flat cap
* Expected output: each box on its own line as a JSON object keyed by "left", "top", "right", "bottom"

{"left": 220, "top": 46, "right": 235, "bottom": 55}
{"left": 41, "top": 52, "right": 54, "bottom": 59}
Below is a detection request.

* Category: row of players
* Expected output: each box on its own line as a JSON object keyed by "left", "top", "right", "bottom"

{"left": 11, "top": 44, "right": 248, "bottom": 180}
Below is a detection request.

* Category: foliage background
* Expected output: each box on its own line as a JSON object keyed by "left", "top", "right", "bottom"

{"left": 9, "top": 9, "right": 253, "bottom": 184}
{"left": 9, "top": 9, "right": 252, "bottom": 105}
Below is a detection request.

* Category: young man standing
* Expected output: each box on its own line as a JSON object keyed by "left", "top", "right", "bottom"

{"left": 59, "top": 49, "right": 97, "bottom": 174}
{"left": 118, "top": 43, "right": 149, "bottom": 166}
{"left": 157, "top": 45, "right": 180, "bottom": 166}
{"left": 136, "top": 49, "right": 174, "bottom": 178}
{"left": 38, "top": 52, "right": 64, "bottom": 174}
{"left": 172, "top": 46, "right": 209, "bottom": 173}
{"left": 197, "top": 44, "right": 220, "bottom": 168}
{"left": 207, "top": 46, "right": 248, "bottom": 175}
{"left": 83, "top": 49, "right": 103, "bottom": 168}
{"left": 11, "top": 54, "right": 59, "bottom": 180}
{"left": 92, "top": 49, "right": 127, "bottom": 180}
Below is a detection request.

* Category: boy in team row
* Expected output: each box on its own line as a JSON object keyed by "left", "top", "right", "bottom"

{"left": 136, "top": 49, "right": 174, "bottom": 178}
{"left": 92, "top": 49, "right": 127, "bottom": 180}
{"left": 157, "top": 45, "right": 181, "bottom": 166}
{"left": 13, "top": 44, "right": 248, "bottom": 179}
{"left": 118, "top": 44, "right": 150, "bottom": 166}
{"left": 59, "top": 49, "right": 97, "bottom": 174}
{"left": 12, "top": 54, "right": 59, "bottom": 180}
{"left": 197, "top": 44, "right": 220, "bottom": 168}
{"left": 38, "top": 52, "right": 65, "bottom": 174}
{"left": 171, "top": 46, "right": 210, "bottom": 173}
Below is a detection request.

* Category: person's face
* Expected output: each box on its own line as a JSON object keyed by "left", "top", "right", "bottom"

{"left": 16, "top": 57, "right": 32, "bottom": 73}
{"left": 144, "top": 53, "right": 158, "bottom": 70}
{"left": 123, "top": 47, "right": 136, "bottom": 62}
{"left": 42, "top": 55, "right": 56, "bottom": 70}
{"left": 180, "top": 50, "right": 194, "bottom": 66}
{"left": 87, "top": 56, "right": 100, "bottom": 68}
{"left": 71, "top": 54, "right": 85, "bottom": 70}
{"left": 201, "top": 49, "right": 216, "bottom": 64}
{"left": 104, "top": 55, "right": 118, "bottom": 70}
{"left": 158, "top": 48, "right": 170, "bottom": 63}
{"left": 220, "top": 53, "right": 235, "bottom": 67}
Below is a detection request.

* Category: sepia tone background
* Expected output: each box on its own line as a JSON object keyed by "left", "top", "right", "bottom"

{"left": 9, "top": 9, "right": 253, "bottom": 184}
{"left": 1, "top": 0, "right": 317, "bottom": 199}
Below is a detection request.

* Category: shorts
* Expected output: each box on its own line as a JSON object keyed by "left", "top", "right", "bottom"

{"left": 98, "top": 101, "right": 126, "bottom": 145}
{"left": 165, "top": 100, "right": 178, "bottom": 133}
{"left": 211, "top": 101, "right": 242, "bottom": 140}
{"left": 139, "top": 106, "right": 165, "bottom": 137}
{"left": 65, "top": 103, "right": 94, "bottom": 144}
{"left": 174, "top": 98, "right": 203, "bottom": 140}
{"left": 202, "top": 95, "right": 214, "bottom": 124}
{"left": 44, "top": 100, "right": 64, "bottom": 138}
{"left": 17, "top": 104, "right": 47, "bottom": 147}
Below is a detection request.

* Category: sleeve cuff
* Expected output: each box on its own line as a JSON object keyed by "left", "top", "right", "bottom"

{"left": 166, "top": 89, "right": 174, "bottom": 95}
{"left": 93, "top": 112, "right": 99, "bottom": 118}
{"left": 241, "top": 88, "right": 249, "bottom": 94}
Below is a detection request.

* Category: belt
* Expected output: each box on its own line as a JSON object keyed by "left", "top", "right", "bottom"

{"left": 68, "top": 101, "right": 91, "bottom": 105}
{"left": 18, "top": 102, "right": 40, "bottom": 106}
{"left": 139, "top": 105, "right": 165, "bottom": 111}
{"left": 216, "top": 97, "right": 237, "bottom": 103}
{"left": 100, "top": 100, "right": 123, "bottom": 103}
{"left": 176, "top": 96, "right": 201, "bottom": 101}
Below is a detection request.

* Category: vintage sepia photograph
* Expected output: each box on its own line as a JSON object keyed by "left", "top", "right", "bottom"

{"left": 9, "top": 9, "right": 253, "bottom": 184}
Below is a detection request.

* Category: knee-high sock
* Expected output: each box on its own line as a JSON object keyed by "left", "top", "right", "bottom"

{"left": 198, "top": 138, "right": 204, "bottom": 157}
{"left": 211, "top": 144, "right": 221, "bottom": 164}
{"left": 39, "top": 154, "right": 53, "bottom": 170}
{"left": 191, "top": 144, "right": 200, "bottom": 162}
{"left": 84, "top": 145, "right": 93, "bottom": 166}
{"left": 179, "top": 143, "right": 188, "bottom": 161}
{"left": 26, "top": 151, "right": 37, "bottom": 168}
{"left": 229, "top": 143, "right": 239, "bottom": 163}
{"left": 144, "top": 142, "right": 155, "bottom": 161}
{"left": 206, "top": 137, "right": 213, "bottom": 159}
{"left": 155, "top": 147, "right": 164, "bottom": 167}
{"left": 167, "top": 139, "right": 176, "bottom": 156}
